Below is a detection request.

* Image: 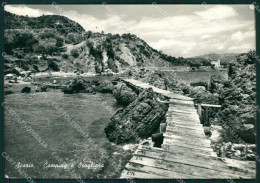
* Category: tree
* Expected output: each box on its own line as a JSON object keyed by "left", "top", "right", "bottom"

{"left": 95, "top": 64, "right": 102, "bottom": 74}
{"left": 56, "top": 36, "right": 64, "bottom": 47}
{"left": 33, "top": 39, "right": 57, "bottom": 59}
{"left": 84, "top": 31, "right": 92, "bottom": 39}
{"left": 66, "top": 33, "right": 82, "bottom": 44}
{"left": 190, "top": 61, "right": 201, "bottom": 68}
{"left": 86, "top": 41, "right": 103, "bottom": 61}
{"left": 48, "top": 60, "right": 59, "bottom": 71}
{"left": 70, "top": 49, "right": 79, "bottom": 58}
{"left": 4, "top": 30, "right": 37, "bottom": 54}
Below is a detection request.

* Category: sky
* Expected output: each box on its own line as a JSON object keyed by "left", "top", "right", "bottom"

{"left": 5, "top": 4, "right": 256, "bottom": 57}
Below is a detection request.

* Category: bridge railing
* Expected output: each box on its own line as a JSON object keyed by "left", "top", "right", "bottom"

{"left": 195, "top": 103, "right": 221, "bottom": 126}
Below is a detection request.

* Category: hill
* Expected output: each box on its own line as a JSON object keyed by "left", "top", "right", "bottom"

{"left": 4, "top": 10, "right": 84, "bottom": 35}
{"left": 187, "top": 53, "right": 237, "bottom": 67}
{"left": 4, "top": 10, "right": 186, "bottom": 75}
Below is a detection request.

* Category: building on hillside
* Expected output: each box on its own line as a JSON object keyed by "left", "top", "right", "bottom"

{"left": 211, "top": 59, "right": 221, "bottom": 69}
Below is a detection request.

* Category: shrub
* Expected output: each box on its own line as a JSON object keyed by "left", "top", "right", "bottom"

{"left": 62, "top": 53, "right": 69, "bottom": 59}
{"left": 86, "top": 42, "right": 103, "bottom": 61}
{"left": 13, "top": 51, "right": 24, "bottom": 59}
{"left": 21, "top": 63, "right": 29, "bottom": 71}
{"left": 48, "top": 60, "right": 59, "bottom": 71}
{"left": 70, "top": 49, "right": 79, "bottom": 58}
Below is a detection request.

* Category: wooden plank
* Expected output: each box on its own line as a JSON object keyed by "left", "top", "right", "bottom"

{"left": 168, "top": 112, "right": 199, "bottom": 118}
{"left": 123, "top": 162, "right": 202, "bottom": 179}
{"left": 164, "top": 131, "right": 208, "bottom": 141}
{"left": 169, "top": 104, "right": 196, "bottom": 108}
{"left": 120, "top": 169, "right": 166, "bottom": 179}
{"left": 163, "top": 134, "right": 212, "bottom": 147}
{"left": 168, "top": 107, "right": 197, "bottom": 112}
{"left": 134, "top": 148, "right": 252, "bottom": 178}
{"left": 166, "top": 115, "right": 200, "bottom": 120}
{"left": 167, "top": 122, "right": 204, "bottom": 131}
{"left": 166, "top": 125, "right": 205, "bottom": 134}
{"left": 138, "top": 145, "right": 217, "bottom": 160}
{"left": 164, "top": 132, "right": 206, "bottom": 142}
{"left": 133, "top": 150, "right": 218, "bottom": 173}
{"left": 167, "top": 112, "right": 200, "bottom": 118}
{"left": 166, "top": 111, "right": 198, "bottom": 116}
{"left": 166, "top": 120, "right": 203, "bottom": 127}
{"left": 169, "top": 103, "right": 195, "bottom": 108}
{"left": 166, "top": 128, "right": 206, "bottom": 138}
{"left": 163, "top": 139, "right": 214, "bottom": 152}
{"left": 166, "top": 114, "right": 200, "bottom": 122}
{"left": 165, "top": 93, "right": 193, "bottom": 101}
{"left": 166, "top": 120, "right": 202, "bottom": 126}
{"left": 163, "top": 136, "right": 211, "bottom": 148}
{"left": 166, "top": 118, "right": 200, "bottom": 125}
{"left": 128, "top": 155, "right": 244, "bottom": 179}
{"left": 161, "top": 143, "right": 216, "bottom": 156}
{"left": 166, "top": 119, "right": 201, "bottom": 126}
{"left": 122, "top": 78, "right": 193, "bottom": 101}
{"left": 166, "top": 127, "right": 205, "bottom": 137}
{"left": 163, "top": 138, "right": 214, "bottom": 152}
{"left": 195, "top": 103, "right": 221, "bottom": 108}
{"left": 170, "top": 99, "right": 194, "bottom": 105}
{"left": 167, "top": 109, "right": 198, "bottom": 115}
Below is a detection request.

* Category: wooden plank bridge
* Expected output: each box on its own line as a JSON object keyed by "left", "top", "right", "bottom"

{"left": 120, "top": 78, "right": 254, "bottom": 179}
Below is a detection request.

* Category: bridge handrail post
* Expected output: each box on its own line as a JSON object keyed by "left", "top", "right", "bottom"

{"left": 206, "top": 107, "right": 209, "bottom": 126}
{"left": 197, "top": 103, "right": 202, "bottom": 118}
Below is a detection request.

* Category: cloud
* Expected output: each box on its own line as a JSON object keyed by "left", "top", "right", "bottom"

{"left": 231, "top": 30, "right": 255, "bottom": 43}
{"left": 201, "top": 35, "right": 213, "bottom": 40}
{"left": 194, "top": 5, "right": 238, "bottom": 20}
{"left": 5, "top": 5, "right": 53, "bottom": 17}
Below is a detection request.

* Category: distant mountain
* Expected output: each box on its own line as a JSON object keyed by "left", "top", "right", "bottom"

{"left": 188, "top": 53, "right": 238, "bottom": 65}
{"left": 4, "top": 10, "right": 187, "bottom": 75}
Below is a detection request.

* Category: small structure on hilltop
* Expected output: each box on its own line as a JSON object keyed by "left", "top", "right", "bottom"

{"left": 211, "top": 59, "right": 221, "bottom": 69}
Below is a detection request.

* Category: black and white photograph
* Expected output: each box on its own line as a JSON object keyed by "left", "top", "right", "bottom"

{"left": 2, "top": 2, "right": 258, "bottom": 180}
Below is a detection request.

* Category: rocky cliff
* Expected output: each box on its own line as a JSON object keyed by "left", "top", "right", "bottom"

{"left": 105, "top": 88, "right": 168, "bottom": 144}
{"left": 217, "top": 51, "right": 256, "bottom": 143}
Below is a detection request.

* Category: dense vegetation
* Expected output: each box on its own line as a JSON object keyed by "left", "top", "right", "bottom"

{"left": 4, "top": 10, "right": 234, "bottom": 75}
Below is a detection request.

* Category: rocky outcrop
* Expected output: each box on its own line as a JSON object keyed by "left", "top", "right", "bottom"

{"left": 113, "top": 82, "right": 137, "bottom": 105}
{"left": 96, "top": 80, "right": 113, "bottom": 94}
{"left": 190, "top": 81, "right": 208, "bottom": 88}
{"left": 4, "top": 90, "right": 13, "bottom": 95}
{"left": 216, "top": 141, "right": 256, "bottom": 160}
{"left": 104, "top": 88, "right": 168, "bottom": 144}
{"left": 62, "top": 77, "right": 87, "bottom": 94}
{"left": 62, "top": 78, "right": 114, "bottom": 94}
{"left": 209, "top": 74, "right": 225, "bottom": 94}
{"left": 40, "top": 85, "right": 48, "bottom": 92}
{"left": 21, "top": 86, "right": 31, "bottom": 93}
{"left": 217, "top": 51, "right": 256, "bottom": 143}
